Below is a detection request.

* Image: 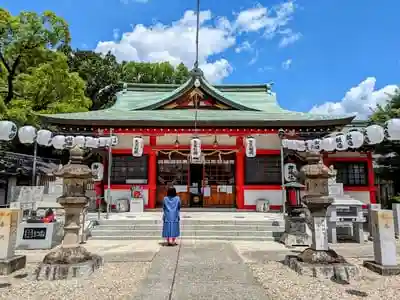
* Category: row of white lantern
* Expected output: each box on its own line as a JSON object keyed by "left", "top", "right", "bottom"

{"left": 282, "top": 119, "right": 400, "bottom": 152}
{"left": 0, "top": 121, "right": 119, "bottom": 149}
{"left": 132, "top": 136, "right": 258, "bottom": 158}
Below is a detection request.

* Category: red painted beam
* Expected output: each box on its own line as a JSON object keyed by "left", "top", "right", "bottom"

{"left": 102, "top": 128, "right": 278, "bottom": 135}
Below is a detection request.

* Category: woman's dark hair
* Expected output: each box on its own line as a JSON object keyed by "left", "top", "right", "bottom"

{"left": 45, "top": 208, "right": 54, "bottom": 217}
{"left": 167, "top": 187, "right": 177, "bottom": 198}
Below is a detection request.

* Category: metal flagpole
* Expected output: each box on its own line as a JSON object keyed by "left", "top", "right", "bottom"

{"left": 194, "top": 0, "right": 200, "bottom": 69}
{"left": 106, "top": 128, "right": 113, "bottom": 219}
{"left": 279, "top": 129, "right": 286, "bottom": 215}
{"left": 32, "top": 140, "right": 38, "bottom": 186}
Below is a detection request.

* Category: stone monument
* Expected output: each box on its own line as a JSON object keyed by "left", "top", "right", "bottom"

{"left": 33, "top": 146, "right": 102, "bottom": 280}
{"left": 392, "top": 203, "right": 400, "bottom": 239}
{"left": 284, "top": 152, "right": 359, "bottom": 282}
{"left": 363, "top": 209, "right": 400, "bottom": 275}
{"left": 368, "top": 203, "right": 381, "bottom": 240}
{"left": 0, "top": 208, "right": 26, "bottom": 275}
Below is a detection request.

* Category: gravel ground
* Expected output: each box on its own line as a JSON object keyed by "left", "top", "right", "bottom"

{"left": 0, "top": 262, "right": 150, "bottom": 300}
{"left": 249, "top": 258, "right": 400, "bottom": 300}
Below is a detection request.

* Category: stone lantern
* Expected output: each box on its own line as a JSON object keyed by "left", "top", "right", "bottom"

{"left": 34, "top": 146, "right": 102, "bottom": 280}
{"left": 284, "top": 152, "right": 359, "bottom": 282}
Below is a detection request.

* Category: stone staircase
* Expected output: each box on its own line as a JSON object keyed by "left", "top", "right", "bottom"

{"left": 89, "top": 213, "right": 285, "bottom": 241}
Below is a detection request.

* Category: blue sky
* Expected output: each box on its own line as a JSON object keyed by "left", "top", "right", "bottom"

{"left": 3, "top": 0, "right": 399, "bottom": 118}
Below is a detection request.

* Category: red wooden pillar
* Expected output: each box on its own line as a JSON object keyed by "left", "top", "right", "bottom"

{"left": 148, "top": 136, "right": 157, "bottom": 209}
{"left": 236, "top": 136, "right": 245, "bottom": 209}
{"left": 367, "top": 151, "right": 376, "bottom": 204}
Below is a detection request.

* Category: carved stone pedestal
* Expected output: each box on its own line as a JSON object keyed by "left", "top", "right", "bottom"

{"left": 280, "top": 216, "right": 312, "bottom": 247}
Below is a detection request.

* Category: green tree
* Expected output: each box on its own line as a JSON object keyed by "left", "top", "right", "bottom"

{"left": 0, "top": 9, "right": 70, "bottom": 104}
{"left": 7, "top": 52, "right": 91, "bottom": 126}
{"left": 66, "top": 49, "right": 191, "bottom": 110}
{"left": 370, "top": 89, "right": 400, "bottom": 193}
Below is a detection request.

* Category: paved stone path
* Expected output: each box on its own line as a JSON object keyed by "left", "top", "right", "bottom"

{"left": 131, "top": 242, "right": 269, "bottom": 300}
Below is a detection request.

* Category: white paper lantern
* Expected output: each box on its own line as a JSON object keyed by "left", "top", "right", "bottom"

{"left": 64, "top": 136, "right": 75, "bottom": 148}
{"left": 386, "top": 118, "right": 400, "bottom": 140}
{"left": 52, "top": 135, "right": 66, "bottom": 150}
{"left": 111, "top": 135, "right": 119, "bottom": 146}
{"left": 132, "top": 136, "right": 144, "bottom": 157}
{"left": 321, "top": 137, "right": 336, "bottom": 152}
{"left": 75, "top": 135, "right": 86, "bottom": 148}
{"left": 334, "top": 134, "right": 348, "bottom": 151}
{"left": 37, "top": 130, "right": 53, "bottom": 146}
{"left": 281, "top": 139, "right": 289, "bottom": 148}
{"left": 18, "top": 126, "right": 37, "bottom": 144}
{"left": 91, "top": 138, "right": 99, "bottom": 148}
{"left": 245, "top": 136, "right": 256, "bottom": 157}
{"left": 295, "top": 140, "right": 306, "bottom": 152}
{"left": 190, "top": 137, "right": 202, "bottom": 159}
{"left": 312, "top": 139, "right": 322, "bottom": 152}
{"left": 346, "top": 130, "right": 364, "bottom": 149}
{"left": 99, "top": 137, "right": 109, "bottom": 147}
{"left": 91, "top": 162, "right": 104, "bottom": 181}
{"left": 284, "top": 163, "right": 297, "bottom": 182}
{"left": 365, "top": 125, "right": 384, "bottom": 144}
{"left": 84, "top": 137, "right": 94, "bottom": 148}
{"left": 0, "top": 120, "right": 17, "bottom": 141}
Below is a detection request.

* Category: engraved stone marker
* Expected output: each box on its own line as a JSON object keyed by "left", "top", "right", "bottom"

{"left": 368, "top": 203, "right": 381, "bottom": 240}
{"left": 0, "top": 208, "right": 26, "bottom": 275}
{"left": 363, "top": 209, "right": 400, "bottom": 275}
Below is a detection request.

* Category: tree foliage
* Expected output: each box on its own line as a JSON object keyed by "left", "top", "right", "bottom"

{"left": 65, "top": 48, "right": 190, "bottom": 110}
{"left": 369, "top": 89, "right": 400, "bottom": 191}
{"left": 0, "top": 9, "right": 70, "bottom": 104}
{"left": 0, "top": 8, "right": 191, "bottom": 128}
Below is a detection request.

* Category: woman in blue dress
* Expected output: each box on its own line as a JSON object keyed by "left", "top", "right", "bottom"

{"left": 162, "top": 187, "right": 181, "bottom": 246}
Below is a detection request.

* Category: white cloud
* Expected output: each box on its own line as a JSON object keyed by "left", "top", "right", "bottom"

{"left": 234, "top": 1, "right": 296, "bottom": 39}
{"left": 281, "top": 58, "right": 292, "bottom": 70}
{"left": 278, "top": 28, "right": 302, "bottom": 47}
{"left": 95, "top": 1, "right": 299, "bottom": 83}
{"left": 95, "top": 10, "right": 235, "bottom": 83}
{"left": 235, "top": 41, "right": 252, "bottom": 53}
{"left": 309, "top": 77, "right": 398, "bottom": 119}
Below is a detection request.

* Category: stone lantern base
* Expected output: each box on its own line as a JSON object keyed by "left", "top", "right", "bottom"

{"left": 33, "top": 245, "right": 103, "bottom": 281}
{"left": 284, "top": 248, "right": 359, "bottom": 282}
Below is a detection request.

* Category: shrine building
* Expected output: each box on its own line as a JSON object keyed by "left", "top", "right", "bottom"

{"left": 40, "top": 69, "right": 376, "bottom": 211}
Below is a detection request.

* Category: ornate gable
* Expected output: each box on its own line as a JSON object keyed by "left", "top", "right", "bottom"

{"left": 159, "top": 87, "right": 233, "bottom": 110}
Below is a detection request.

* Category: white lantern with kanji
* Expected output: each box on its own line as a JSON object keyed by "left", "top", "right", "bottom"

{"left": 0, "top": 121, "right": 17, "bottom": 141}
{"left": 132, "top": 136, "right": 144, "bottom": 157}
{"left": 64, "top": 136, "right": 75, "bottom": 148}
{"left": 334, "top": 134, "right": 348, "bottom": 151}
{"left": 190, "top": 137, "right": 202, "bottom": 159}
{"left": 345, "top": 130, "right": 364, "bottom": 149}
{"left": 111, "top": 135, "right": 119, "bottom": 146}
{"left": 91, "top": 162, "right": 104, "bottom": 181}
{"left": 284, "top": 163, "right": 297, "bottom": 182}
{"left": 37, "top": 129, "right": 52, "bottom": 146}
{"left": 18, "top": 126, "right": 37, "bottom": 144}
{"left": 245, "top": 136, "right": 256, "bottom": 157}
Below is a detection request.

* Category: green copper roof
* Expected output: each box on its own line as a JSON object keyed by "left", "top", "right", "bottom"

{"left": 40, "top": 68, "right": 355, "bottom": 127}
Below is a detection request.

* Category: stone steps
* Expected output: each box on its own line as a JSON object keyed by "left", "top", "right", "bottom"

{"left": 90, "top": 235, "right": 278, "bottom": 241}
{"left": 95, "top": 224, "right": 282, "bottom": 231}
{"left": 89, "top": 217, "right": 284, "bottom": 241}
